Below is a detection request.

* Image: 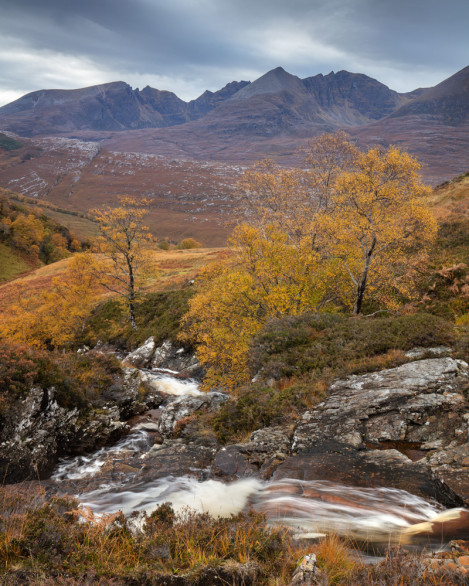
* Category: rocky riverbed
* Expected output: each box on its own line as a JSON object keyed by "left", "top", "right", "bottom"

{"left": 2, "top": 337, "right": 469, "bottom": 549}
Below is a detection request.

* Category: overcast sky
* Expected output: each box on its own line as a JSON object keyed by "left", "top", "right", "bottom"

{"left": 0, "top": 0, "right": 468, "bottom": 106}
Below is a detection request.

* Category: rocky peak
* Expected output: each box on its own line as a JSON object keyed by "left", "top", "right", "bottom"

{"left": 390, "top": 64, "right": 469, "bottom": 123}
{"left": 229, "top": 66, "right": 306, "bottom": 100}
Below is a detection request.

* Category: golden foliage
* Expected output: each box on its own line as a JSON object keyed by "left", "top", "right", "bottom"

{"left": 317, "top": 145, "right": 438, "bottom": 313}
{"left": 181, "top": 225, "right": 331, "bottom": 389}
{"left": 0, "top": 253, "right": 102, "bottom": 348}
{"left": 91, "top": 196, "right": 153, "bottom": 330}
{"left": 10, "top": 213, "right": 45, "bottom": 257}
{"left": 183, "top": 134, "right": 438, "bottom": 389}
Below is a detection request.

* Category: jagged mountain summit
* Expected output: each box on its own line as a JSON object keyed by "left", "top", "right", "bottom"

{"left": 0, "top": 79, "right": 250, "bottom": 135}
{"left": 1, "top": 65, "right": 469, "bottom": 186}
{"left": 0, "top": 66, "right": 430, "bottom": 137}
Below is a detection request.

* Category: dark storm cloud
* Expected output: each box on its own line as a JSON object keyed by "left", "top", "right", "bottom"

{"left": 0, "top": 0, "right": 468, "bottom": 106}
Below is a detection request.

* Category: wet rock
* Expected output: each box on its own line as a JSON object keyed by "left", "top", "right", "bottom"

{"left": 401, "top": 508, "right": 469, "bottom": 543}
{"left": 0, "top": 386, "right": 126, "bottom": 484}
{"left": 123, "top": 338, "right": 203, "bottom": 378}
{"left": 273, "top": 440, "right": 463, "bottom": 507}
{"left": 290, "top": 358, "right": 469, "bottom": 505}
{"left": 157, "top": 392, "right": 227, "bottom": 437}
{"left": 428, "top": 444, "right": 469, "bottom": 503}
{"left": 212, "top": 425, "right": 291, "bottom": 480}
{"left": 212, "top": 446, "right": 259, "bottom": 479}
{"left": 138, "top": 440, "right": 216, "bottom": 480}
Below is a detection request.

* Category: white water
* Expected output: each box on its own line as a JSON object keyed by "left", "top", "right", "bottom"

{"left": 52, "top": 429, "right": 152, "bottom": 481}
{"left": 139, "top": 371, "right": 203, "bottom": 396}
{"left": 50, "top": 371, "right": 464, "bottom": 544}
{"left": 75, "top": 475, "right": 443, "bottom": 543}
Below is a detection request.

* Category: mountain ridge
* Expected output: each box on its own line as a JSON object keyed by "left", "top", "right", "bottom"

{"left": 0, "top": 66, "right": 451, "bottom": 137}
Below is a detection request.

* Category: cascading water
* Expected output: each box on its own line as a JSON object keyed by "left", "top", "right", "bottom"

{"left": 50, "top": 370, "right": 467, "bottom": 547}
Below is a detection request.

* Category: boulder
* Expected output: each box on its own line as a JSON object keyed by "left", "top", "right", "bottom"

{"left": 123, "top": 338, "right": 203, "bottom": 378}
{"left": 0, "top": 386, "right": 126, "bottom": 483}
{"left": 137, "top": 440, "right": 217, "bottom": 481}
{"left": 287, "top": 358, "right": 469, "bottom": 505}
{"left": 273, "top": 440, "right": 463, "bottom": 507}
{"left": 157, "top": 392, "right": 227, "bottom": 437}
{"left": 211, "top": 425, "right": 291, "bottom": 480}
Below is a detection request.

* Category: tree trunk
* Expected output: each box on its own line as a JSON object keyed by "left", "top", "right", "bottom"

{"left": 353, "top": 235, "right": 377, "bottom": 315}
{"left": 127, "top": 256, "right": 138, "bottom": 330}
{"left": 129, "top": 298, "right": 137, "bottom": 331}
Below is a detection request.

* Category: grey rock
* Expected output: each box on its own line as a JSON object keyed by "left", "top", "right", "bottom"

{"left": 405, "top": 346, "right": 452, "bottom": 360}
{"left": 123, "top": 338, "right": 203, "bottom": 378}
{"left": 0, "top": 386, "right": 126, "bottom": 484}
{"left": 290, "top": 358, "right": 469, "bottom": 505}
{"left": 157, "top": 392, "right": 227, "bottom": 437}
{"left": 122, "top": 337, "right": 156, "bottom": 368}
{"left": 291, "top": 554, "right": 328, "bottom": 586}
{"left": 212, "top": 425, "right": 291, "bottom": 480}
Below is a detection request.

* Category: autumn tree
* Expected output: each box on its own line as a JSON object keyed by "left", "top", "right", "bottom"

{"left": 238, "top": 131, "right": 359, "bottom": 246}
{"left": 181, "top": 224, "right": 335, "bottom": 389}
{"left": 317, "top": 146, "right": 438, "bottom": 313}
{"left": 182, "top": 133, "right": 438, "bottom": 389}
{"left": 91, "top": 196, "right": 153, "bottom": 330}
{"left": 10, "top": 213, "right": 45, "bottom": 258}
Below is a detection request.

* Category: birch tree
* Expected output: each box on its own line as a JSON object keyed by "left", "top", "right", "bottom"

{"left": 92, "top": 196, "right": 152, "bottom": 330}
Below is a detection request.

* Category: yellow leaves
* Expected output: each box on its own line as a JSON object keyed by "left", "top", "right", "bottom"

{"left": 318, "top": 145, "right": 438, "bottom": 312}
{"left": 0, "top": 253, "right": 102, "bottom": 348}
{"left": 182, "top": 224, "right": 330, "bottom": 390}
{"left": 91, "top": 196, "right": 153, "bottom": 329}
{"left": 10, "top": 213, "right": 45, "bottom": 257}
{"left": 183, "top": 133, "right": 439, "bottom": 388}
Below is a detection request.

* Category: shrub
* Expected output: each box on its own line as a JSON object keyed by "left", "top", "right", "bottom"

{"left": 157, "top": 239, "right": 171, "bottom": 250}
{"left": 194, "top": 312, "right": 454, "bottom": 444}
{"left": 80, "top": 287, "right": 195, "bottom": 350}
{"left": 250, "top": 312, "right": 454, "bottom": 381}
{"left": 0, "top": 340, "right": 122, "bottom": 418}
{"left": 177, "top": 237, "right": 203, "bottom": 249}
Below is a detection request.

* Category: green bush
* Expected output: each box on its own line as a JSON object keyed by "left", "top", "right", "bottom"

{"left": 80, "top": 286, "right": 195, "bottom": 350}
{"left": 250, "top": 312, "right": 454, "bottom": 381}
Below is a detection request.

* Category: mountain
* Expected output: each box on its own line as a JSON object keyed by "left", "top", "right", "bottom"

{"left": 388, "top": 65, "right": 469, "bottom": 124}
{"left": 0, "top": 67, "right": 422, "bottom": 138}
{"left": 0, "top": 67, "right": 414, "bottom": 139}
{"left": 1, "top": 65, "right": 469, "bottom": 193}
{"left": 0, "top": 79, "right": 250, "bottom": 136}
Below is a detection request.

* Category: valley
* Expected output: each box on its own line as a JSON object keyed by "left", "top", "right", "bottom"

{"left": 0, "top": 65, "right": 468, "bottom": 248}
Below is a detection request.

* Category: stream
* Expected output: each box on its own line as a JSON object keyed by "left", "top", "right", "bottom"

{"left": 49, "top": 370, "right": 465, "bottom": 550}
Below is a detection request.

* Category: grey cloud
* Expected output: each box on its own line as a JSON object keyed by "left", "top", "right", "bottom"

{"left": 0, "top": 0, "right": 468, "bottom": 104}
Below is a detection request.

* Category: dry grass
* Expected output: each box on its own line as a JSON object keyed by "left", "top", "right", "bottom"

{"left": 0, "top": 487, "right": 312, "bottom": 584}
{"left": 0, "top": 248, "right": 228, "bottom": 316}
{"left": 2, "top": 487, "right": 466, "bottom": 585}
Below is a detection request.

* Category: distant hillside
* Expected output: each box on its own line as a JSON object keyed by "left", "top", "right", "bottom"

{"left": 0, "top": 190, "right": 92, "bottom": 281}
{"left": 0, "top": 80, "right": 249, "bottom": 136}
